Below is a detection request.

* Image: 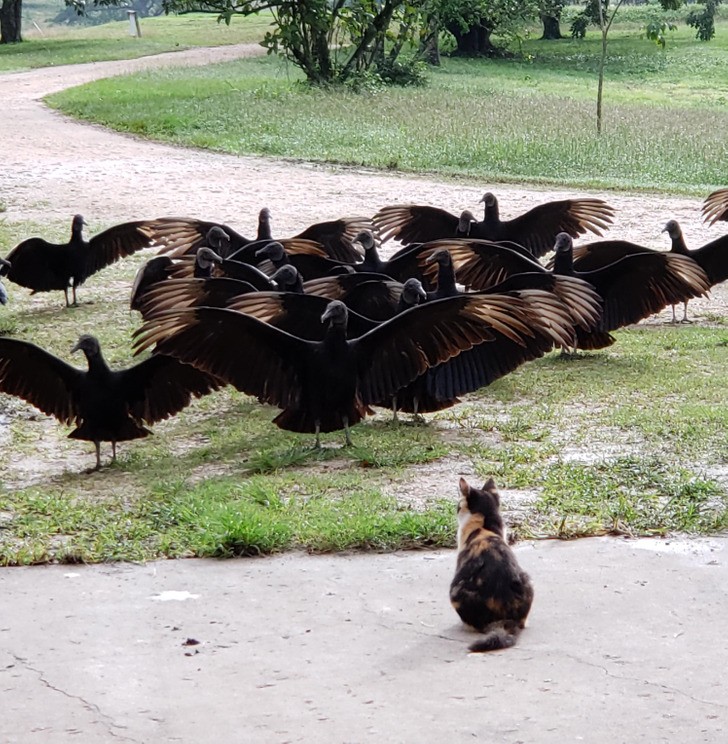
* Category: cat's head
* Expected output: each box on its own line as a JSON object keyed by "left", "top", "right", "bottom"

{"left": 457, "top": 477, "right": 505, "bottom": 537}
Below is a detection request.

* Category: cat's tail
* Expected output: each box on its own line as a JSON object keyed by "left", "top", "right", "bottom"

{"left": 468, "top": 621, "right": 522, "bottom": 653}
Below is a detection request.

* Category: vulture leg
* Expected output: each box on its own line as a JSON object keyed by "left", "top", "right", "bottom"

{"left": 670, "top": 304, "right": 678, "bottom": 324}
{"left": 313, "top": 422, "right": 322, "bottom": 450}
{"left": 87, "top": 441, "right": 102, "bottom": 473}
{"left": 63, "top": 286, "right": 71, "bottom": 308}
{"left": 411, "top": 398, "right": 426, "bottom": 425}
{"left": 111, "top": 441, "right": 117, "bottom": 463}
{"left": 391, "top": 397, "right": 399, "bottom": 425}
{"left": 71, "top": 285, "right": 79, "bottom": 307}
{"left": 680, "top": 301, "right": 693, "bottom": 324}
{"left": 343, "top": 416, "right": 353, "bottom": 447}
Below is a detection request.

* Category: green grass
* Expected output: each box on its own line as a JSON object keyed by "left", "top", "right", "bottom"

{"left": 0, "top": 12, "right": 269, "bottom": 72}
{"left": 1, "top": 219, "right": 728, "bottom": 564}
{"left": 46, "top": 14, "right": 728, "bottom": 193}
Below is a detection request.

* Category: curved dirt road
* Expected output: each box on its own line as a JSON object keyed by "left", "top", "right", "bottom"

{"left": 0, "top": 43, "right": 720, "bottom": 252}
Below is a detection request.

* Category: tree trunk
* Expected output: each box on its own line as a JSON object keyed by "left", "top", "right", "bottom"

{"left": 446, "top": 20, "right": 500, "bottom": 57}
{"left": 0, "top": 0, "right": 22, "bottom": 44}
{"left": 540, "top": 13, "right": 563, "bottom": 40}
{"left": 420, "top": 14, "right": 440, "bottom": 66}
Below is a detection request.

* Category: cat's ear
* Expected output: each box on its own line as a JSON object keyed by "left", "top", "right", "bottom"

{"left": 483, "top": 477, "right": 497, "bottom": 491}
{"left": 458, "top": 477, "right": 470, "bottom": 498}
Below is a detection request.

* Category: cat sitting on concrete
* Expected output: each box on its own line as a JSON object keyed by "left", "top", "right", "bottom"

{"left": 450, "top": 477, "right": 534, "bottom": 652}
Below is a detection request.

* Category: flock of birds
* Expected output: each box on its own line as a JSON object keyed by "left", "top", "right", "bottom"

{"left": 0, "top": 187, "right": 727, "bottom": 471}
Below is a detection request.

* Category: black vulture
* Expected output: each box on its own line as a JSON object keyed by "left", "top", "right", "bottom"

{"left": 303, "top": 275, "right": 427, "bottom": 321}
{"left": 382, "top": 274, "right": 601, "bottom": 416}
{"left": 349, "top": 230, "right": 442, "bottom": 288}
{"left": 552, "top": 233, "right": 710, "bottom": 347}
{"left": 0, "top": 215, "right": 156, "bottom": 307}
{"left": 254, "top": 240, "right": 351, "bottom": 281}
{"left": 373, "top": 195, "right": 615, "bottom": 258}
{"left": 196, "top": 244, "right": 279, "bottom": 289}
{"left": 419, "top": 236, "right": 709, "bottom": 348}
{"left": 226, "top": 279, "right": 595, "bottom": 419}
{"left": 662, "top": 219, "right": 728, "bottom": 321}
{"left": 702, "top": 189, "right": 728, "bottom": 226}
{"left": 0, "top": 335, "right": 222, "bottom": 471}
{"left": 144, "top": 213, "right": 370, "bottom": 263}
{"left": 423, "top": 249, "right": 460, "bottom": 300}
{"left": 135, "top": 265, "right": 302, "bottom": 321}
{"left": 132, "top": 292, "right": 579, "bottom": 447}
{"left": 555, "top": 237, "right": 702, "bottom": 323}
{"left": 129, "top": 246, "right": 232, "bottom": 311}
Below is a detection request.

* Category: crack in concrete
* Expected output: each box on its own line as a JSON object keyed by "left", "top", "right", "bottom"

{"left": 10, "top": 653, "right": 144, "bottom": 743}
{"left": 559, "top": 651, "right": 728, "bottom": 711}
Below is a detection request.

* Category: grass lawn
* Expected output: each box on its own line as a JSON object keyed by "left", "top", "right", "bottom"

{"left": 46, "top": 9, "right": 728, "bottom": 194}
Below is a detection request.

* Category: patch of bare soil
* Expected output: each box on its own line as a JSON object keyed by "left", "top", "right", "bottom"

{"left": 0, "top": 46, "right": 726, "bottom": 509}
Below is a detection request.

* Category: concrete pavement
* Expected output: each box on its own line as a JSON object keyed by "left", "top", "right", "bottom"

{"left": 2, "top": 537, "right": 726, "bottom": 743}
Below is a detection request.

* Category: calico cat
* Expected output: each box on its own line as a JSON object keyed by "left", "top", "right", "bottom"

{"left": 450, "top": 477, "right": 534, "bottom": 653}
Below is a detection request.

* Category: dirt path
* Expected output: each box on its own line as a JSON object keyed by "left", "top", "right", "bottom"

{"left": 0, "top": 43, "right": 722, "bottom": 253}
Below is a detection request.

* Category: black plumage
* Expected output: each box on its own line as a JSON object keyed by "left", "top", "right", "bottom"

{"left": 135, "top": 276, "right": 258, "bottom": 320}
{"left": 303, "top": 274, "right": 426, "bottom": 321}
{"left": 0, "top": 335, "right": 222, "bottom": 470}
{"left": 135, "top": 265, "right": 303, "bottom": 321}
{"left": 254, "top": 240, "right": 349, "bottom": 281}
{"left": 702, "top": 188, "right": 728, "bottom": 226}
{"left": 145, "top": 213, "right": 369, "bottom": 263}
{"left": 419, "top": 235, "right": 709, "bottom": 348}
{"left": 663, "top": 220, "right": 728, "bottom": 287}
{"left": 352, "top": 231, "right": 440, "bottom": 288}
{"left": 662, "top": 219, "right": 728, "bottom": 321}
{"left": 552, "top": 233, "right": 710, "bottom": 347}
{"left": 0, "top": 215, "right": 156, "bottom": 307}
{"left": 133, "top": 293, "right": 575, "bottom": 446}
{"left": 373, "top": 195, "right": 615, "bottom": 258}
{"left": 387, "top": 275, "right": 598, "bottom": 415}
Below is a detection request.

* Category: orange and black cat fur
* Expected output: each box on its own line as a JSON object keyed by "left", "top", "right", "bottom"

{"left": 450, "top": 477, "right": 534, "bottom": 653}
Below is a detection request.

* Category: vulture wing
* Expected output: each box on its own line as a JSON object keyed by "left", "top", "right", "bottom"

{"left": 690, "top": 234, "right": 728, "bottom": 285}
{"left": 473, "top": 198, "right": 615, "bottom": 258}
{"left": 137, "top": 277, "right": 257, "bottom": 319}
{"left": 567, "top": 240, "right": 658, "bottom": 272}
{"left": 580, "top": 252, "right": 710, "bottom": 332}
{"left": 144, "top": 218, "right": 252, "bottom": 258}
{"left": 120, "top": 354, "right": 224, "bottom": 425}
{"left": 373, "top": 204, "right": 461, "bottom": 244}
{"left": 3, "top": 238, "right": 70, "bottom": 291}
{"left": 0, "top": 338, "right": 84, "bottom": 425}
{"left": 418, "top": 240, "right": 545, "bottom": 291}
{"left": 133, "top": 307, "right": 310, "bottom": 410}
{"left": 702, "top": 188, "right": 728, "bottom": 226}
{"left": 228, "top": 293, "right": 379, "bottom": 339}
{"left": 293, "top": 217, "right": 372, "bottom": 263}
{"left": 352, "top": 292, "right": 545, "bottom": 406}
{"left": 83, "top": 221, "right": 157, "bottom": 278}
